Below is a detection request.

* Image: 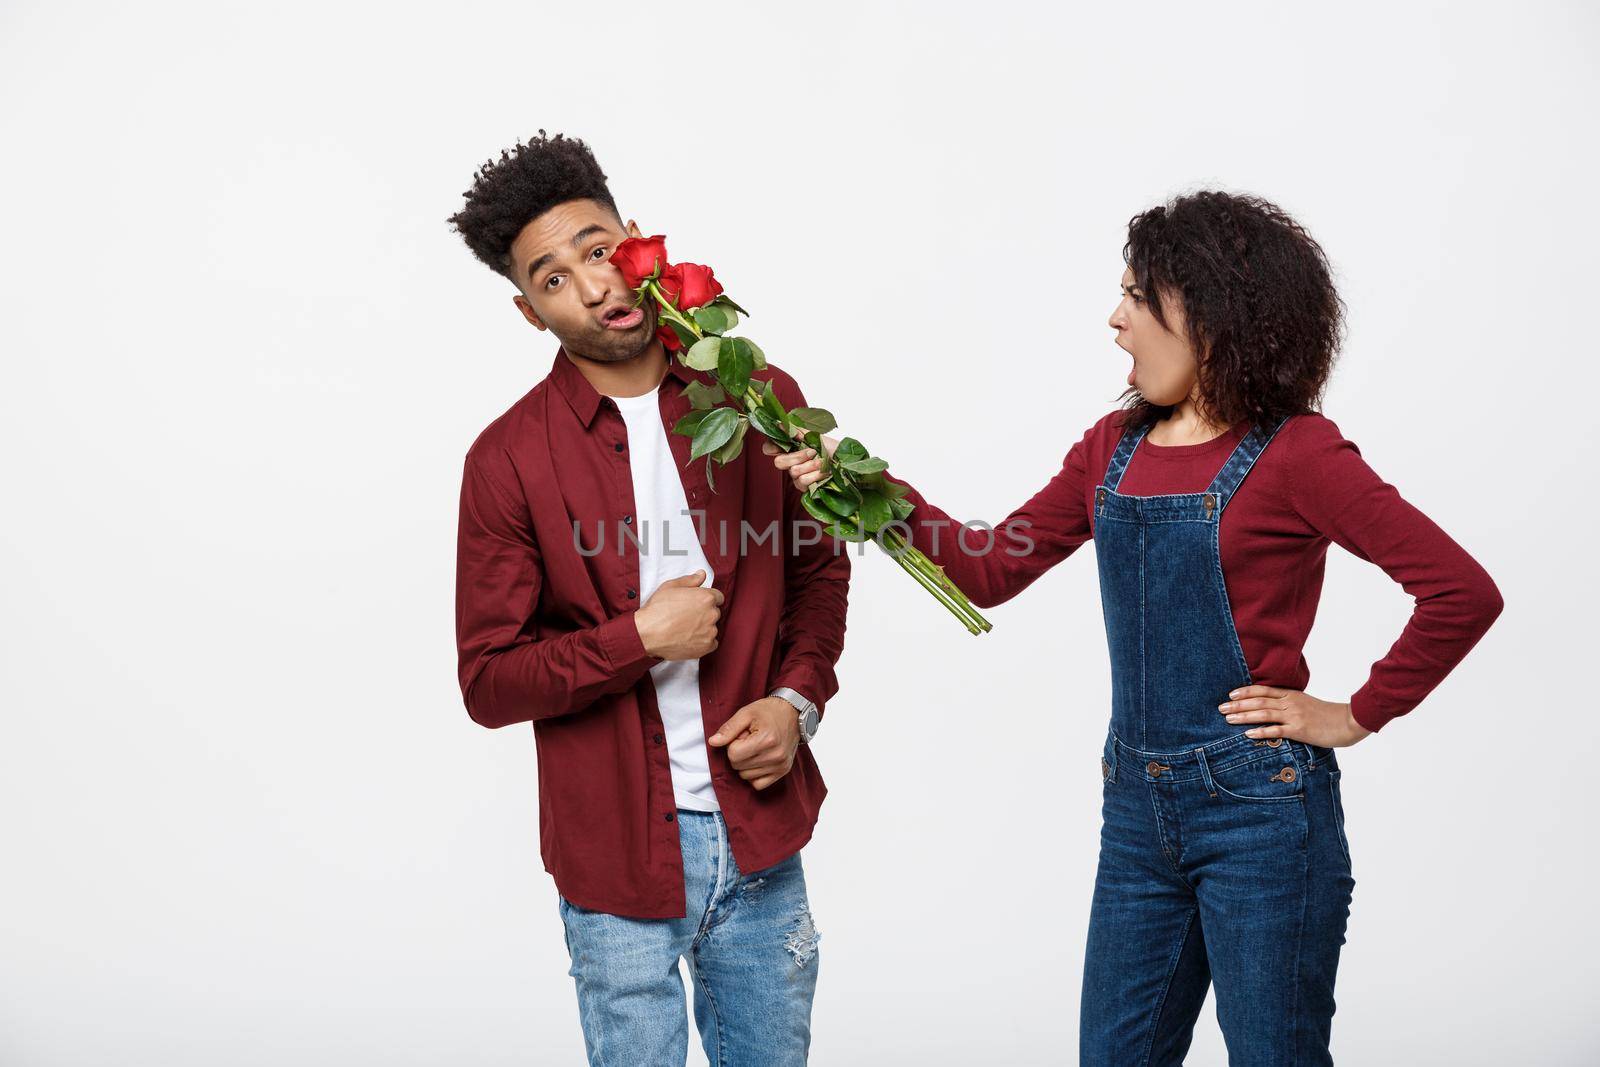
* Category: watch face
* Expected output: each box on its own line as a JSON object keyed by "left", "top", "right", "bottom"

{"left": 800, "top": 707, "right": 820, "bottom": 739}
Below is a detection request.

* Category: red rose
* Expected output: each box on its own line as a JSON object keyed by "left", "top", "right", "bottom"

{"left": 610, "top": 234, "right": 668, "bottom": 289}
{"left": 656, "top": 323, "right": 682, "bottom": 352}
{"left": 657, "top": 262, "right": 724, "bottom": 311}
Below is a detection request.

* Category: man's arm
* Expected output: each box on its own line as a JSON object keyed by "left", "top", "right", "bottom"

{"left": 454, "top": 448, "right": 657, "bottom": 729}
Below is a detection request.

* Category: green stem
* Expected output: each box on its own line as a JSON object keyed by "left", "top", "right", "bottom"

{"left": 640, "top": 278, "right": 992, "bottom": 633}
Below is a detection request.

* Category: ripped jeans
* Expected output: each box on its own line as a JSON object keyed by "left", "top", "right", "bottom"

{"left": 557, "top": 808, "right": 820, "bottom": 1066}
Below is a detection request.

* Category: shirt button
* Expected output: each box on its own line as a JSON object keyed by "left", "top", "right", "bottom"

{"left": 626, "top": 588, "right": 637, "bottom": 599}
{"left": 614, "top": 442, "right": 625, "bottom": 453}
{"left": 653, "top": 733, "right": 664, "bottom": 744}
{"left": 664, "top": 812, "right": 675, "bottom": 822}
{"left": 623, "top": 515, "right": 633, "bottom": 525}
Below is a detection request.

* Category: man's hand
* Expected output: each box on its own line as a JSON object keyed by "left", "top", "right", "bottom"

{"left": 1218, "top": 685, "right": 1372, "bottom": 748}
{"left": 707, "top": 696, "right": 801, "bottom": 790}
{"left": 634, "top": 569, "right": 722, "bottom": 660}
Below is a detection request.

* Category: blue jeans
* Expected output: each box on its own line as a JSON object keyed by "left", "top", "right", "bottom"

{"left": 557, "top": 808, "right": 820, "bottom": 1066}
{"left": 1082, "top": 731, "right": 1355, "bottom": 1065}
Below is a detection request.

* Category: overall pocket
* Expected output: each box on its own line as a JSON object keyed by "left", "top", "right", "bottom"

{"left": 1328, "top": 768, "right": 1352, "bottom": 867}
{"left": 1205, "top": 747, "right": 1306, "bottom": 803}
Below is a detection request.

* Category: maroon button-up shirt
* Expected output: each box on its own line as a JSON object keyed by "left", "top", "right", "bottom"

{"left": 455, "top": 347, "right": 850, "bottom": 918}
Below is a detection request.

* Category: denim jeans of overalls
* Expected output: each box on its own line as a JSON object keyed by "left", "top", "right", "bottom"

{"left": 1080, "top": 417, "right": 1356, "bottom": 1067}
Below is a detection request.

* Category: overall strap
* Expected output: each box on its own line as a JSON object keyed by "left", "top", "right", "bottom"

{"left": 1102, "top": 419, "right": 1155, "bottom": 493}
{"left": 1207, "top": 415, "right": 1293, "bottom": 508}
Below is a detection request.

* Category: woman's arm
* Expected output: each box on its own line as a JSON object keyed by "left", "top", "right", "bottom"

{"left": 1284, "top": 415, "right": 1505, "bottom": 733}
{"left": 766, "top": 420, "right": 1101, "bottom": 609}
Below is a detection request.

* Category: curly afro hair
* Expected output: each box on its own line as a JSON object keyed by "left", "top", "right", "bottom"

{"left": 447, "top": 130, "right": 619, "bottom": 284}
{"left": 1119, "top": 190, "right": 1347, "bottom": 434}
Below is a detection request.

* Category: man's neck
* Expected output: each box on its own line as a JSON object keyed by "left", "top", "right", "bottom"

{"left": 566, "top": 339, "right": 669, "bottom": 398}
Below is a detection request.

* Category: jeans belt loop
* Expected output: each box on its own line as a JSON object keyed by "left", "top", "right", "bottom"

{"left": 1195, "top": 747, "right": 1217, "bottom": 798}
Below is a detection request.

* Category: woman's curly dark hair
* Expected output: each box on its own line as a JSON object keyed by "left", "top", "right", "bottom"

{"left": 1119, "top": 190, "right": 1346, "bottom": 434}
{"left": 447, "top": 130, "right": 618, "bottom": 283}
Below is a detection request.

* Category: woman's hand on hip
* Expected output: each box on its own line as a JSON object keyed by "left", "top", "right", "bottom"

{"left": 1217, "top": 685, "right": 1372, "bottom": 748}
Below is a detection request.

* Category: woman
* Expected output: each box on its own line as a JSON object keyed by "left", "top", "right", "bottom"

{"left": 764, "top": 191, "right": 1503, "bottom": 1065}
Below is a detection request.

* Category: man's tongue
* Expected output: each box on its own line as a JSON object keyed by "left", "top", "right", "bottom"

{"left": 604, "top": 307, "right": 644, "bottom": 330}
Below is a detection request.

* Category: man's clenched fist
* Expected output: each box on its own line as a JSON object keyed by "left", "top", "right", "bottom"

{"left": 708, "top": 697, "right": 802, "bottom": 790}
{"left": 634, "top": 569, "right": 723, "bottom": 660}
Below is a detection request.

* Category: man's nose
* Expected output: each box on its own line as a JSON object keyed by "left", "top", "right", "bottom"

{"left": 576, "top": 270, "right": 610, "bottom": 307}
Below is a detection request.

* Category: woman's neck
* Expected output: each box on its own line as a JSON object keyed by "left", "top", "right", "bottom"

{"left": 1148, "top": 398, "right": 1234, "bottom": 446}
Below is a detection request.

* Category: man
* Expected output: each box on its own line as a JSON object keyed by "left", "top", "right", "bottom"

{"left": 447, "top": 131, "right": 849, "bottom": 1066}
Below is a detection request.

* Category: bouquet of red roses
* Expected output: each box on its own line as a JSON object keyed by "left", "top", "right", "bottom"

{"left": 610, "top": 233, "right": 992, "bottom": 635}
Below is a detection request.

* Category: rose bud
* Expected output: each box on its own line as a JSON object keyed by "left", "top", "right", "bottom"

{"left": 610, "top": 234, "right": 669, "bottom": 289}
{"left": 657, "top": 261, "right": 725, "bottom": 312}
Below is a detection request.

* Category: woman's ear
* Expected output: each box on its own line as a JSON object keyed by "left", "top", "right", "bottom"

{"left": 625, "top": 218, "right": 643, "bottom": 239}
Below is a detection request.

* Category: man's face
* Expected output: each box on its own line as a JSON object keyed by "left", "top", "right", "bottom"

{"left": 510, "top": 199, "right": 658, "bottom": 363}
{"left": 1108, "top": 266, "right": 1198, "bottom": 406}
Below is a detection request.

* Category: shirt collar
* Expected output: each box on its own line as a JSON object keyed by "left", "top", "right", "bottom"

{"left": 549, "top": 344, "right": 699, "bottom": 429}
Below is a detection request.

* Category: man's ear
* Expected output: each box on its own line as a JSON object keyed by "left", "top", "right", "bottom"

{"left": 513, "top": 294, "right": 548, "bottom": 331}
{"left": 625, "top": 218, "right": 643, "bottom": 239}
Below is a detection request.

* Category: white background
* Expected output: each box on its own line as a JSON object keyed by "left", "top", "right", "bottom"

{"left": 3, "top": 1, "right": 1595, "bottom": 1063}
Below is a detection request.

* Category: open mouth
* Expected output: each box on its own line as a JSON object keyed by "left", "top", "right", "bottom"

{"left": 601, "top": 304, "right": 646, "bottom": 331}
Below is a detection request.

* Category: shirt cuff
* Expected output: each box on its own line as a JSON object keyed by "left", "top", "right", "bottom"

{"left": 599, "top": 613, "right": 656, "bottom": 676}
{"left": 1349, "top": 690, "right": 1394, "bottom": 735}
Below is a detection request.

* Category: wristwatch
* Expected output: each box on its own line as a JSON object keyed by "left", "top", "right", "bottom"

{"left": 771, "top": 686, "right": 820, "bottom": 744}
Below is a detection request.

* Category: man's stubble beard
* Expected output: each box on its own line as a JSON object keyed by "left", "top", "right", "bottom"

{"left": 566, "top": 302, "right": 660, "bottom": 365}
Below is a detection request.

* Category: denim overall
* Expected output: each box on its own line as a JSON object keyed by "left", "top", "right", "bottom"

{"left": 1080, "top": 417, "right": 1356, "bottom": 1066}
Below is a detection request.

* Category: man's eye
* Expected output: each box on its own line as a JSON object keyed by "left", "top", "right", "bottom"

{"left": 546, "top": 275, "right": 563, "bottom": 290}
{"left": 591, "top": 246, "right": 607, "bottom": 260}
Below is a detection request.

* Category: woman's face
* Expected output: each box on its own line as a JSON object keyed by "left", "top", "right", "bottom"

{"left": 1108, "top": 267, "right": 1198, "bottom": 407}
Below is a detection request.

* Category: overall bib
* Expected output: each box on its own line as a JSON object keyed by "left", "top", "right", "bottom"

{"left": 1080, "top": 417, "right": 1356, "bottom": 1066}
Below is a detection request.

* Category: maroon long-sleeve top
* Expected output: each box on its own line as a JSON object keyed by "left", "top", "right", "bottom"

{"left": 888, "top": 409, "right": 1503, "bottom": 733}
{"left": 455, "top": 349, "right": 850, "bottom": 918}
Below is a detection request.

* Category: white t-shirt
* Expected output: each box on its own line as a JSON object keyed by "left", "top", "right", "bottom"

{"left": 609, "top": 386, "right": 721, "bottom": 812}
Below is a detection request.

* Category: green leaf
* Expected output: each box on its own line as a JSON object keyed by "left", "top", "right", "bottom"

{"left": 878, "top": 476, "right": 911, "bottom": 500}
{"left": 682, "top": 379, "right": 726, "bottom": 410}
{"left": 713, "top": 294, "right": 750, "bottom": 316}
{"left": 748, "top": 406, "right": 789, "bottom": 444}
{"left": 693, "top": 305, "right": 729, "bottom": 334}
{"left": 788, "top": 407, "right": 838, "bottom": 434}
{"left": 888, "top": 496, "right": 916, "bottom": 521}
{"left": 816, "top": 486, "right": 859, "bottom": 519}
{"left": 711, "top": 417, "right": 748, "bottom": 464}
{"left": 744, "top": 337, "right": 767, "bottom": 369}
{"left": 839, "top": 456, "right": 889, "bottom": 475}
{"left": 706, "top": 454, "right": 717, "bottom": 492}
{"left": 690, "top": 407, "right": 740, "bottom": 459}
{"left": 825, "top": 520, "right": 868, "bottom": 542}
{"left": 757, "top": 378, "right": 786, "bottom": 422}
{"left": 683, "top": 335, "right": 723, "bottom": 371}
{"left": 672, "top": 409, "right": 713, "bottom": 436}
{"left": 857, "top": 490, "right": 892, "bottom": 531}
{"left": 716, "top": 337, "right": 755, "bottom": 399}
{"left": 799, "top": 492, "right": 835, "bottom": 525}
{"left": 668, "top": 319, "right": 699, "bottom": 350}
{"left": 833, "top": 436, "right": 869, "bottom": 464}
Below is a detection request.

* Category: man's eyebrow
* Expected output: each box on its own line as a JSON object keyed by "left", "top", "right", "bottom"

{"left": 526, "top": 251, "right": 556, "bottom": 282}
{"left": 569, "top": 223, "right": 610, "bottom": 247}
{"left": 526, "top": 224, "right": 616, "bottom": 282}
